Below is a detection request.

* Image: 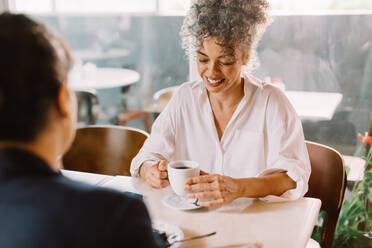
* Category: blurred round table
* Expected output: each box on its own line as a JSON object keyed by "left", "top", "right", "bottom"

{"left": 73, "top": 48, "right": 129, "bottom": 61}
{"left": 70, "top": 67, "right": 140, "bottom": 90}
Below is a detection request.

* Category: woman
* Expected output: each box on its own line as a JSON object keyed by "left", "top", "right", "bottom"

{"left": 131, "top": 0, "right": 311, "bottom": 207}
{"left": 0, "top": 13, "right": 161, "bottom": 247}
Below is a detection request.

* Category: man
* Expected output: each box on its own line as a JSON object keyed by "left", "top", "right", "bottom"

{"left": 0, "top": 13, "right": 161, "bottom": 247}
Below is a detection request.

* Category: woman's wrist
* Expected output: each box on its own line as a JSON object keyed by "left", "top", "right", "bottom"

{"left": 236, "top": 177, "right": 257, "bottom": 198}
{"left": 236, "top": 173, "right": 296, "bottom": 198}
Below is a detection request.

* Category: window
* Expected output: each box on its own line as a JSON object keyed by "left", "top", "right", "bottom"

{"left": 11, "top": 0, "right": 372, "bottom": 15}
{"left": 269, "top": 0, "right": 372, "bottom": 12}
{"left": 7, "top": 0, "right": 372, "bottom": 156}
{"left": 12, "top": 0, "right": 191, "bottom": 14}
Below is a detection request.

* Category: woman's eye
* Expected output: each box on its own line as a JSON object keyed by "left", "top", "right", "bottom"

{"left": 198, "top": 59, "right": 208, "bottom": 63}
{"left": 219, "top": 61, "right": 235, "bottom": 66}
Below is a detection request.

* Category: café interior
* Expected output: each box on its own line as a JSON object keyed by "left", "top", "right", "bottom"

{"left": 0, "top": 0, "right": 371, "bottom": 247}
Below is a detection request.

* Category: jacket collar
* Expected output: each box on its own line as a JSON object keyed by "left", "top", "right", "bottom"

{"left": 0, "top": 147, "right": 60, "bottom": 180}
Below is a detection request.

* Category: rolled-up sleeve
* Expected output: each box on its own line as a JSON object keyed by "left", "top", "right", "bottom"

{"left": 130, "top": 90, "right": 179, "bottom": 177}
{"left": 259, "top": 88, "right": 311, "bottom": 202}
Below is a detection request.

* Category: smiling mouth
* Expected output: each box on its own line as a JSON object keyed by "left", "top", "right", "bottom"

{"left": 207, "top": 77, "right": 225, "bottom": 85}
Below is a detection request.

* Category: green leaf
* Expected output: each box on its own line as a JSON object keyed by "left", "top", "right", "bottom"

{"left": 345, "top": 165, "right": 350, "bottom": 175}
{"left": 346, "top": 227, "right": 372, "bottom": 242}
{"left": 335, "top": 145, "right": 372, "bottom": 247}
{"left": 364, "top": 171, "right": 372, "bottom": 179}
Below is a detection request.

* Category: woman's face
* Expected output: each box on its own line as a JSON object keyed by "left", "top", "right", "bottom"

{"left": 197, "top": 36, "right": 248, "bottom": 95}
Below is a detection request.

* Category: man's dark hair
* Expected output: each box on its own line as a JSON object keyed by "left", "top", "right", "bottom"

{"left": 0, "top": 13, "right": 72, "bottom": 142}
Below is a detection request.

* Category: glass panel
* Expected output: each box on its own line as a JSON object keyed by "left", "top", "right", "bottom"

{"left": 11, "top": 0, "right": 372, "bottom": 153}
{"left": 159, "top": 0, "right": 191, "bottom": 14}
{"left": 32, "top": 14, "right": 188, "bottom": 128}
{"left": 15, "top": 0, "right": 53, "bottom": 13}
{"left": 14, "top": 0, "right": 157, "bottom": 13}
{"left": 268, "top": 0, "right": 372, "bottom": 11}
{"left": 54, "top": 0, "right": 157, "bottom": 13}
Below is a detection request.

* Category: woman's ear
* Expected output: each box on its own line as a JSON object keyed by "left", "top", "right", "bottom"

{"left": 242, "top": 52, "right": 250, "bottom": 65}
{"left": 56, "top": 83, "right": 70, "bottom": 117}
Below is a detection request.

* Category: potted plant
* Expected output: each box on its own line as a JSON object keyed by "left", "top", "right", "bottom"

{"left": 333, "top": 143, "right": 372, "bottom": 247}
{"left": 311, "top": 133, "right": 372, "bottom": 247}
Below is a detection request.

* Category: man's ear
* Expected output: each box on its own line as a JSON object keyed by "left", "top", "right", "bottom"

{"left": 56, "top": 83, "right": 70, "bottom": 117}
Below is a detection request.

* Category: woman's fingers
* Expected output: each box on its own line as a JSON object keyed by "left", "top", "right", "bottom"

{"left": 187, "top": 190, "right": 223, "bottom": 199}
{"left": 252, "top": 244, "right": 263, "bottom": 248}
{"left": 144, "top": 160, "right": 169, "bottom": 188}
{"left": 185, "top": 175, "right": 217, "bottom": 185}
{"left": 184, "top": 182, "right": 218, "bottom": 191}
{"left": 157, "top": 161, "right": 168, "bottom": 179}
{"left": 148, "top": 176, "right": 169, "bottom": 188}
{"left": 185, "top": 174, "right": 240, "bottom": 207}
{"left": 197, "top": 199, "right": 225, "bottom": 207}
{"left": 158, "top": 160, "right": 168, "bottom": 171}
{"left": 187, "top": 190, "right": 235, "bottom": 207}
{"left": 151, "top": 167, "right": 168, "bottom": 179}
{"left": 159, "top": 171, "right": 168, "bottom": 179}
{"left": 157, "top": 178, "right": 169, "bottom": 188}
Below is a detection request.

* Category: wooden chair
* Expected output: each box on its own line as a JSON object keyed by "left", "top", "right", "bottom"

{"left": 62, "top": 125, "right": 149, "bottom": 176}
{"left": 117, "top": 86, "right": 179, "bottom": 131}
{"left": 117, "top": 110, "right": 151, "bottom": 133}
{"left": 152, "top": 86, "right": 179, "bottom": 113}
{"left": 305, "top": 141, "right": 347, "bottom": 248}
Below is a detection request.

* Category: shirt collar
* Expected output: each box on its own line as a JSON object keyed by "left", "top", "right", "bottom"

{"left": 0, "top": 147, "right": 60, "bottom": 180}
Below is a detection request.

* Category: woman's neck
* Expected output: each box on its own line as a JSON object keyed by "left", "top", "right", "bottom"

{"left": 208, "top": 78, "right": 245, "bottom": 112}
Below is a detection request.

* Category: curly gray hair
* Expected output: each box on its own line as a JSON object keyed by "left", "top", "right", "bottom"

{"left": 180, "top": 0, "right": 272, "bottom": 74}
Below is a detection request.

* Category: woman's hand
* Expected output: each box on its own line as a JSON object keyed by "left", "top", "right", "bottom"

{"left": 184, "top": 174, "right": 241, "bottom": 207}
{"left": 140, "top": 160, "right": 169, "bottom": 189}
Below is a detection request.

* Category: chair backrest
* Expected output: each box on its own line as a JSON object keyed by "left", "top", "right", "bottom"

{"left": 62, "top": 125, "right": 149, "bottom": 176}
{"left": 305, "top": 141, "right": 347, "bottom": 248}
{"left": 153, "top": 86, "right": 179, "bottom": 113}
{"left": 75, "top": 89, "right": 99, "bottom": 125}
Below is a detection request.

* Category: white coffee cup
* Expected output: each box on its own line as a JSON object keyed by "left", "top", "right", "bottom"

{"left": 168, "top": 160, "right": 200, "bottom": 197}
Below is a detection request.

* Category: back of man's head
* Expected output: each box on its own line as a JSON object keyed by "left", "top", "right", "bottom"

{"left": 0, "top": 13, "right": 72, "bottom": 142}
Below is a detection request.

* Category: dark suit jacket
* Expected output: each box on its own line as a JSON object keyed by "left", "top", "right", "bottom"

{"left": 0, "top": 148, "right": 162, "bottom": 248}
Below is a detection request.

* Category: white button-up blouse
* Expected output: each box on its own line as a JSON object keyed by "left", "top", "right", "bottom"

{"left": 131, "top": 75, "right": 311, "bottom": 202}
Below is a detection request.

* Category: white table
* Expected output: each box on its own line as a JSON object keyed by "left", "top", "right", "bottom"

{"left": 62, "top": 170, "right": 321, "bottom": 248}
{"left": 342, "top": 155, "right": 365, "bottom": 181}
{"left": 61, "top": 169, "right": 114, "bottom": 185}
{"left": 73, "top": 48, "right": 129, "bottom": 61}
{"left": 70, "top": 67, "right": 140, "bottom": 90}
{"left": 285, "top": 91, "right": 343, "bottom": 121}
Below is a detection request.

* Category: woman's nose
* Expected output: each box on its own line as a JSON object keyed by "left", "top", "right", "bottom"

{"left": 207, "top": 61, "right": 220, "bottom": 74}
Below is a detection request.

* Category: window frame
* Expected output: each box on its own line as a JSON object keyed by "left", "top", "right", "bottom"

{"left": 8, "top": 0, "right": 192, "bottom": 15}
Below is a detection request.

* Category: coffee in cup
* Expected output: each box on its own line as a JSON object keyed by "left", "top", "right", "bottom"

{"left": 167, "top": 160, "right": 200, "bottom": 197}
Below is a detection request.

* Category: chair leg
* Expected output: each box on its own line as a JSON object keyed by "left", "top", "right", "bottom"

{"left": 142, "top": 113, "right": 151, "bottom": 133}
{"left": 117, "top": 111, "right": 151, "bottom": 133}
